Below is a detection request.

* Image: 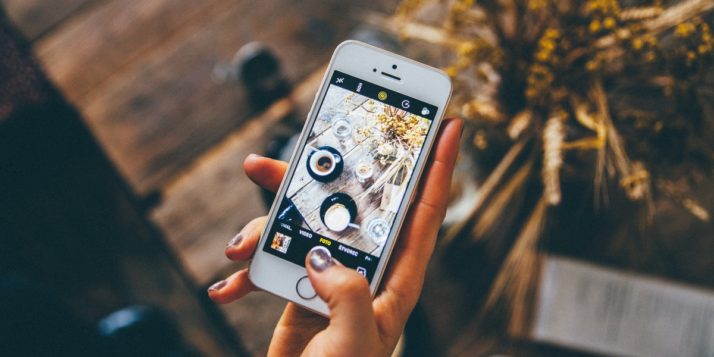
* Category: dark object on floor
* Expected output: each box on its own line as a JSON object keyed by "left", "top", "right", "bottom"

{"left": 216, "top": 42, "right": 292, "bottom": 109}
{"left": 98, "top": 305, "right": 198, "bottom": 357}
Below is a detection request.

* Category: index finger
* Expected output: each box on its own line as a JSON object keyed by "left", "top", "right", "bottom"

{"left": 244, "top": 154, "right": 288, "bottom": 193}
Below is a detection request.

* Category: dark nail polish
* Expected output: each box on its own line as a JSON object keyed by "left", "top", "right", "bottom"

{"left": 308, "top": 246, "right": 333, "bottom": 272}
{"left": 208, "top": 280, "right": 227, "bottom": 292}
{"left": 227, "top": 233, "right": 243, "bottom": 247}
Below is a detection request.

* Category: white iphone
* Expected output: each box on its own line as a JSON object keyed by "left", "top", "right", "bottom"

{"left": 249, "top": 40, "right": 452, "bottom": 315}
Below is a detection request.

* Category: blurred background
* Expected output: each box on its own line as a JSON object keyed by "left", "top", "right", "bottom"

{"left": 1, "top": 0, "right": 712, "bottom": 356}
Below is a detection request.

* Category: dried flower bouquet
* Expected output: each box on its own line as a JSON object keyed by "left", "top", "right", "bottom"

{"left": 393, "top": 0, "right": 714, "bottom": 336}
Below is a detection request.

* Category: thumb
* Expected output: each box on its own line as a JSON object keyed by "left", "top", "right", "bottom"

{"left": 305, "top": 246, "right": 377, "bottom": 338}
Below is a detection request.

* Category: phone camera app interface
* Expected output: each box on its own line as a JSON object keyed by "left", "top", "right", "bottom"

{"left": 263, "top": 71, "right": 437, "bottom": 282}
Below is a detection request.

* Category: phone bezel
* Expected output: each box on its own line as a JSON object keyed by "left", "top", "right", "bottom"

{"left": 249, "top": 40, "right": 452, "bottom": 316}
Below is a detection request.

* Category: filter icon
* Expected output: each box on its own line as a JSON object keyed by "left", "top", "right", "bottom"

{"left": 421, "top": 107, "right": 430, "bottom": 116}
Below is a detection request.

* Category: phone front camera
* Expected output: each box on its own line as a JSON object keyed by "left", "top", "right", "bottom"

{"left": 392, "top": 64, "right": 397, "bottom": 70}
{"left": 373, "top": 68, "right": 377, "bottom": 72}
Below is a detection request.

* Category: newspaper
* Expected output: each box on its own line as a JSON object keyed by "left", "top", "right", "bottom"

{"left": 532, "top": 256, "right": 714, "bottom": 357}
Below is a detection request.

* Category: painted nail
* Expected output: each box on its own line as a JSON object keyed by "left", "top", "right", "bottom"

{"left": 207, "top": 280, "right": 227, "bottom": 293}
{"left": 308, "top": 246, "right": 334, "bottom": 272}
{"left": 227, "top": 233, "right": 243, "bottom": 248}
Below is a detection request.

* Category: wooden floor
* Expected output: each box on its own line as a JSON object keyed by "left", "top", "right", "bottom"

{"left": 1, "top": 0, "right": 399, "bottom": 354}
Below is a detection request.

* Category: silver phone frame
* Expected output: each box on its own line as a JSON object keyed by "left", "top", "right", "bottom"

{"left": 249, "top": 40, "right": 452, "bottom": 316}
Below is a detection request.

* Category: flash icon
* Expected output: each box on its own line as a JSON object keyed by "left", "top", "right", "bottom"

{"left": 377, "top": 91, "right": 387, "bottom": 101}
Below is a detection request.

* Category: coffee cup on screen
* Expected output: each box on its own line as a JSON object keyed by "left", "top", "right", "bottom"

{"left": 307, "top": 146, "right": 343, "bottom": 182}
{"left": 323, "top": 203, "right": 352, "bottom": 232}
{"left": 309, "top": 150, "right": 337, "bottom": 177}
{"left": 320, "top": 192, "right": 357, "bottom": 232}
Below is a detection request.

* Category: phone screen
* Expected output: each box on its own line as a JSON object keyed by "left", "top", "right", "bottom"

{"left": 262, "top": 70, "right": 438, "bottom": 282}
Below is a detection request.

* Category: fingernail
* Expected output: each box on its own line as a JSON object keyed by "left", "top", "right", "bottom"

{"left": 227, "top": 233, "right": 243, "bottom": 248}
{"left": 459, "top": 120, "right": 465, "bottom": 139}
{"left": 207, "top": 279, "right": 227, "bottom": 293}
{"left": 308, "top": 246, "right": 334, "bottom": 272}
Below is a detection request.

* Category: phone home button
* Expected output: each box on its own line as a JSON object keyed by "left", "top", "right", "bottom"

{"left": 296, "top": 276, "right": 317, "bottom": 300}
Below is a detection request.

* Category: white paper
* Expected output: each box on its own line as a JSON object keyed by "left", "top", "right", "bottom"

{"left": 532, "top": 256, "right": 714, "bottom": 357}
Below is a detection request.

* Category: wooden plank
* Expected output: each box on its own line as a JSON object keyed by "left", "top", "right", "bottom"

{"left": 34, "top": 0, "right": 228, "bottom": 103}
{"left": 38, "top": 0, "right": 394, "bottom": 195}
{"left": 0, "top": 0, "right": 95, "bottom": 40}
{"left": 151, "top": 68, "right": 324, "bottom": 285}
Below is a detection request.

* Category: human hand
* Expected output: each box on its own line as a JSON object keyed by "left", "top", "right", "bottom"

{"left": 208, "top": 118, "right": 463, "bottom": 356}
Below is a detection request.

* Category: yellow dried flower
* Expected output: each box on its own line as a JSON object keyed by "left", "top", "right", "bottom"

{"left": 632, "top": 37, "right": 644, "bottom": 50}
{"left": 672, "top": 18, "right": 713, "bottom": 67}
{"left": 374, "top": 109, "right": 429, "bottom": 150}
{"left": 528, "top": 0, "right": 548, "bottom": 11}
{"left": 525, "top": 26, "right": 565, "bottom": 105}
{"left": 676, "top": 22, "right": 696, "bottom": 38}
{"left": 457, "top": 41, "right": 477, "bottom": 56}
{"left": 603, "top": 17, "right": 616, "bottom": 29}
{"left": 395, "top": 0, "right": 425, "bottom": 17}
{"left": 452, "top": 0, "right": 474, "bottom": 13}
{"left": 628, "top": 27, "right": 659, "bottom": 63}
{"left": 445, "top": 66, "right": 459, "bottom": 78}
{"left": 586, "top": 0, "right": 620, "bottom": 35}
{"left": 586, "top": 0, "right": 620, "bottom": 15}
